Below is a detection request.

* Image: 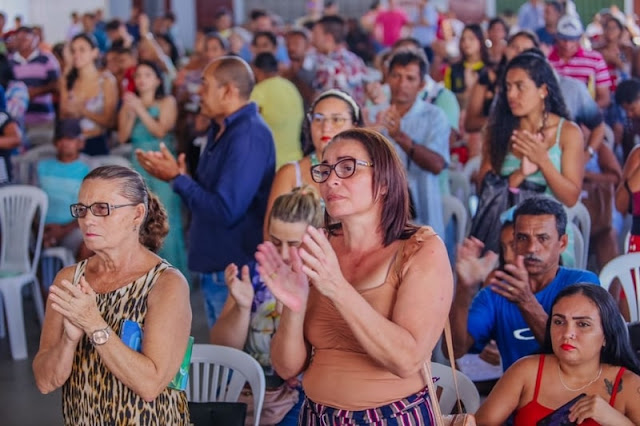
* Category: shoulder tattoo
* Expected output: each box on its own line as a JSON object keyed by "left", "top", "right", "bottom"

{"left": 605, "top": 377, "right": 623, "bottom": 396}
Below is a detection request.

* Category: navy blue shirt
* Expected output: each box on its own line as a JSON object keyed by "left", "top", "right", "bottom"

{"left": 172, "top": 102, "right": 275, "bottom": 272}
{"left": 535, "top": 27, "right": 556, "bottom": 46}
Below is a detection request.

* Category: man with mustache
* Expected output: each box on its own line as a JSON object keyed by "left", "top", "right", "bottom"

{"left": 448, "top": 196, "right": 600, "bottom": 371}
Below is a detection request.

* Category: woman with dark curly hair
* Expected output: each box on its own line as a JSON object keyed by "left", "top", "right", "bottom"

{"left": 33, "top": 165, "right": 192, "bottom": 425}
{"left": 472, "top": 50, "right": 584, "bottom": 256}
{"left": 481, "top": 50, "right": 583, "bottom": 204}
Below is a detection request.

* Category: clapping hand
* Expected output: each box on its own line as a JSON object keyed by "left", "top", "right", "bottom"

{"left": 255, "top": 242, "right": 309, "bottom": 312}
{"left": 380, "top": 105, "right": 402, "bottom": 139}
{"left": 298, "top": 226, "right": 348, "bottom": 300}
{"left": 224, "top": 264, "right": 254, "bottom": 310}
{"left": 122, "top": 92, "right": 145, "bottom": 115}
{"left": 455, "top": 237, "right": 499, "bottom": 289}
{"left": 135, "top": 142, "right": 186, "bottom": 182}
{"left": 511, "top": 129, "right": 548, "bottom": 173}
{"left": 65, "top": 95, "right": 84, "bottom": 118}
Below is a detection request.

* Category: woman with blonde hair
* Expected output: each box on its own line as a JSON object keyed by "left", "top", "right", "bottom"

{"left": 211, "top": 185, "right": 323, "bottom": 425}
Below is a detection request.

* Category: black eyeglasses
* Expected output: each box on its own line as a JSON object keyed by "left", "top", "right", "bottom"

{"left": 310, "top": 158, "right": 374, "bottom": 183}
{"left": 70, "top": 202, "right": 139, "bottom": 218}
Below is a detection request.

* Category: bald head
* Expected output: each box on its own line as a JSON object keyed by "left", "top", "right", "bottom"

{"left": 205, "top": 56, "right": 255, "bottom": 100}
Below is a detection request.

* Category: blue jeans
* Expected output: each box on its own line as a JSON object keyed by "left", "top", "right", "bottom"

{"left": 200, "top": 271, "right": 229, "bottom": 328}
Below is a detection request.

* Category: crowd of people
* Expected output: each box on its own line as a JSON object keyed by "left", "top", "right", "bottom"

{"left": 0, "top": 0, "right": 637, "bottom": 424}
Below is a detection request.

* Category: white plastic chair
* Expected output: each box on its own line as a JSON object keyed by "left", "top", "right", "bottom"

{"left": 461, "top": 156, "right": 481, "bottom": 182}
{"left": 569, "top": 222, "right": 586, "bottom": 270}
{"left": 442, "top": 195, "right": 468, "bottom": 247}
{"left": 186, "top": 344, "right": 265, "bottom": 426}
{"left": 110, "top": 143, "right": 133, "bottom": 159}
{"left": 40, "top": 247, "right": 76, "bottom": 292}
{"left": 624, "top": 231, "right": 631, "bottom": 254}
{"left": 12, "top": 144, "right": 57, "bottom": 185}
{"left": 0, "top": 185, "right": 48, "bottom": 359}
{"left": 430, "top": 362, "right": 481, "bottom": 414}
{"left": 599, "top": 252, "right": 640, "bottom": 322}
{"left": 448, "top": 170, "right": 471, "bottom": 208}
{"left": 565, "top": 202, "right": 591, "bottom": 269}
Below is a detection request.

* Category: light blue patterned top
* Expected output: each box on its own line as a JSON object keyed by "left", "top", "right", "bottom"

{"left": 368, "top": 98, "right": 451, "bottom": 236}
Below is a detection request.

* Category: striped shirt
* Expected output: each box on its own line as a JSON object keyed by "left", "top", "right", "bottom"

{"left": 10, "top": 49, "right": 60, "bottom": 125}
{"left": 548, "top": 47, "right": 612, "bottom": 92}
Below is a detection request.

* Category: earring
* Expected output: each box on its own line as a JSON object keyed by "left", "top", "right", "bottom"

{"left": 133, "top": 225, "right": 138, "bottom": 232}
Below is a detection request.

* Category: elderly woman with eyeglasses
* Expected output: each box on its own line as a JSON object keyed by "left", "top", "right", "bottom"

{"left": 256, "top": 128, "right": 453, "bottom": 425}
{"left": 33, "top": 165, "right": 192, "bottom": 425}
{"left": 262, "top": 89, "right": 363, "bottom": 239}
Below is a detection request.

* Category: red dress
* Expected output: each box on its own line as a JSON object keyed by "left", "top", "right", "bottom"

{"left": 513, "top": 355, "right": 625, "bottom": 426}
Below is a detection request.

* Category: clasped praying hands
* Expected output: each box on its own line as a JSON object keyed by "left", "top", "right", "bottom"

{"left": 48, "top": 276, "right": 105, "bottom": 341}
{"left": 511, "top": 129, "right": 549, "bottom": 176}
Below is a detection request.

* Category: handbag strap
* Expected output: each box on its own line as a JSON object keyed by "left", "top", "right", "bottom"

{"left": 423, "top": 361, "right": 445, "bottom": 426}
{"left": 443, "top": 319, "right": 465, "bottom": 414}
{"left": 422, "top": 319, "right": 465, "bottom": 425}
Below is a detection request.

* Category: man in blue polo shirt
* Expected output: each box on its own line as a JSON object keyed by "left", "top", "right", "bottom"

{"left": 448, "top": 197, "right": 599, "bottom": 371}
{"left": 137, "top": 56, "right": 275, "bottom": 327}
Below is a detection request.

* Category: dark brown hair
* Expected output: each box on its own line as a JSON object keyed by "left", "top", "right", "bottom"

{"left": 83, "top": 166, "right": 168, "bottom": 252}
{"left": 327, "top": 128, "right": 418, "bottom": 246}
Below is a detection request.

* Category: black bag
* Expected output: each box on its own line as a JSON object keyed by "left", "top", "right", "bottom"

{"left": 188, "top": 401, "right": 247, "bottom": 426}
{"left": 469, "top": 172, "right": 546, "bottom": 253}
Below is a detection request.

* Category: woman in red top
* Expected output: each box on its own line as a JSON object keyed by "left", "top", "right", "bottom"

{"left": 475, "top": 284, "right": 640, "bottom": 426}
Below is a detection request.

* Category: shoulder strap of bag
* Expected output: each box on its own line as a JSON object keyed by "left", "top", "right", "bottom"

{"left": 422, "top": 319, "right": 465, "bottom": 426}
{"left": 443, "top": 319, "right": 465, "bottom": 414}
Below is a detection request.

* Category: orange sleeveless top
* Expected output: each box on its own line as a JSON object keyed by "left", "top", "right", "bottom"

{"left": 514, "top": 355, "right": 625, "bottom": 426}
{"left": 302, "top": 227, "right": 436, "bottom": 410}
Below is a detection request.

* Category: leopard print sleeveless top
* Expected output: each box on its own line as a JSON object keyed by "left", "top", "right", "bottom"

{"left": 62, "top": 259, "right": 190, "bottom": 425}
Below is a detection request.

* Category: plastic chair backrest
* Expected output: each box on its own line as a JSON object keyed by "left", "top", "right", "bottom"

{"left": 110, "top": 143, "right": 133, "bottom": 158}
{"left": 565, "top": 203, "right": 590, "bottom": 268}
{"left": 624, "top": 231, "right": 630, "bottom": 254}
{"left": 186, "top": 344, "right": 265, "bottom": 426}
{"left": 88, "top": 155, "right": 132, "bottom": 170}
{"left": 14, "top": 145, "right": 57, "bottom": 184}
{"left": 448, "top": 170, "right": 471, "bottom": 207}
{"left": 569, "top": 222, "right": 585, "bottom": 270}
{"left": 599, "top": 253, "right": 640, "bottom": 322}
{"left": 462, "top": 156, "right": 481, "bottom": 182}
{"left": 430, "top": 362, "right": 481, "bottom": 414}
{"left": 0, "top": 185, "right": 48, "bottom": 274}
{"left": 442, "top": 195, "right": 468, "bottom": 246}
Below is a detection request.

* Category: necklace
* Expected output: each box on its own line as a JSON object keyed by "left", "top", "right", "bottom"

{"left": 557, "top": 364, "right": 602, "bottom": 392}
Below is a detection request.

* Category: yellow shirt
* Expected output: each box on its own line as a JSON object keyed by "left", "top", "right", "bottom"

{"left": 250, "top": 76, "right": 304, "bottom": 169}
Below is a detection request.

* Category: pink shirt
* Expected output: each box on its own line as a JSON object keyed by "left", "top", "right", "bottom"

{"left": 548, "top": 46, "right": 612, "bottom": 90}
{"left": 375, "top": 9, "right": 409, "bottom": 47}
